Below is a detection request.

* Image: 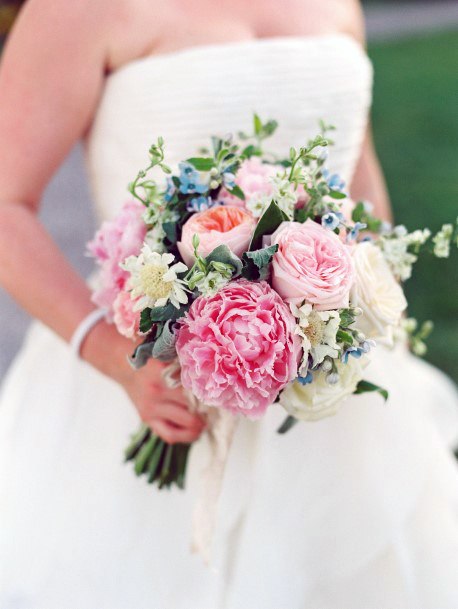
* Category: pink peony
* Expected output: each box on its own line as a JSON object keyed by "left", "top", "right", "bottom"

{"left": 271, "top": 220, "right": 354, "bottom": 310}
{"left": 87, "top": 200, "right": 147, "bottom": 318}
{"left": 177, "top": 205, "right": 256, "bottom": 267}
{"left": 176, "top": 280, "right": 301, "bottom": 418}
{"left": 112, "top": 290, "right": 141, "bottom": 339}
{"left": 219, "top": 157, "right": 283, "bottom": 209}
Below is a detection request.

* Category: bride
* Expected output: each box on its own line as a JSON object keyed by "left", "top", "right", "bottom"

{"left": 1, "top": 1, "right": 457, "bottom": 607}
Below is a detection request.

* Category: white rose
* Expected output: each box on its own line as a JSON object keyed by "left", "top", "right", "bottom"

{"left": 350, "top": 242, "right": 407, "bottom": 345}
{"left": 280, "top": 357, "right": 366, "bottom": 422}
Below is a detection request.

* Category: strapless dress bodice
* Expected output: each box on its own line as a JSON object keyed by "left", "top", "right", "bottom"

{"left": 85, "top": 34, "right": 372, "bottom": 221}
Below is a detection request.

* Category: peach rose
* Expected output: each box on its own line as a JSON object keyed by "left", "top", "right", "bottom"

{"left": 177, "top": 206, "right": 256, "bottom": 266}
{"left": 271, "top": 219, "right": 354, "bottom": 310}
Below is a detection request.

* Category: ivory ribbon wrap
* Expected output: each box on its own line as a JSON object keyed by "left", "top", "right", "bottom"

{"left": 162, "top": 361, "right": 238, "bottom": 564}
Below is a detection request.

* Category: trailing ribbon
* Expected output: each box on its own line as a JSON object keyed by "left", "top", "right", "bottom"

{"left": 162, "top": 360, "right": 238, "bottom": 564}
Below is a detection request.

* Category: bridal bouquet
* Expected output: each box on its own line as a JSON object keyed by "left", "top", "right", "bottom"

{"left": 88, "top": 115, "right": 457, "bottom": 489}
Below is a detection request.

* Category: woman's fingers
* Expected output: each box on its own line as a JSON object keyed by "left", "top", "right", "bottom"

{"left": 151, "top": 418, "right": 203, "bottom": 445}
{"left": 154, "top": 401, "right": 205, "bottom": 430}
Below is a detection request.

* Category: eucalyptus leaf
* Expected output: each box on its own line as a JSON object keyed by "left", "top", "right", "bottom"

{"left": 186, "top": 157, "right": 215, "bottom": 171}
{"left": 152, "top": 321, "right": 177, "bottom": 361}
{"left": 249, "top": 201, "right": 288, "bottom": 251}
{"left": 354, "top": 380, "right": 389, "bottom": 401}
{"left": 129, "top": 337, "right": 155, "bottom": 369}
{"left": 242, "top": 244, "right": 278, "bottom": 280}
{"left": 206, "top": 245, "right": 243, "bottom": 277}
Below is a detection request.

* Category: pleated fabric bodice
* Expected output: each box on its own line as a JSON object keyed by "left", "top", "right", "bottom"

{"left": 85, "top": 34, "right": 372, "bottom": 220}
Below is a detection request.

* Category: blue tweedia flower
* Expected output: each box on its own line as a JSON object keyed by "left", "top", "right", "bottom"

{"left": 347, "top": 222, "right": 367, "bottom": 242}
{"left": 297, "top": 371, "right": 314, "bottom": 385}
{"left": 342, "top": 346, "right": 363, "bottom": 364}
{"left": 186, "top": 196, "right": 216, "bottom": 213}
{"left": 164, "top": 178, "right": 176, "bottom": 202}
{"left": 322, "top": 212, "right": 341, "bottom": 231}
{"left": 178, "top": 162, "right": 208, "bottom": 195}
{"left": 222, "top": 171, "right": 236, "bottom": 190}
{"left": 323, "top": 169, "right": 346, "bottom": 192}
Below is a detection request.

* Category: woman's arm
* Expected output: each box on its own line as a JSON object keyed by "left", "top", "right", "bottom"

{"left": 0, "top": 0, "right": 204, "bottom": 442}
{"left": 337, "top": 0, "right": 392, "bottom": 221}
{"left": 350, "top": 126, "right": 392, "bottom": 222}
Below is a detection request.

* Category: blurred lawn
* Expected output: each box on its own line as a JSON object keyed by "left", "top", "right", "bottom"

{"left": 369, "top": 30, "right": 458, "bottom": 382}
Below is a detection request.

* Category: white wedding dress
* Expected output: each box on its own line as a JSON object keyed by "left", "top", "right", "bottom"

{"left": 1, "top": 35, "right": 458, "bottom": 609}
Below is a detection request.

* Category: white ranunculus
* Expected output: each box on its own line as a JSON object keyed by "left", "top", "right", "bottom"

{"left": 280, "top": 357, "right": 366, "bottom": 422}
{"left": 350, "top": 242, "right": 407, "bottom": 345}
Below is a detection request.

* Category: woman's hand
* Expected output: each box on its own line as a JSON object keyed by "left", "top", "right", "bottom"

{"left": 122, "top": 358, "right": 206, "bottom": 445}
{"left": 82, "top": 321, "right": 206, "bottom": 445}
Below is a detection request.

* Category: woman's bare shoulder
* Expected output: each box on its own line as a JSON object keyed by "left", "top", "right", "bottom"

{"left": 14, "top": 0, "right": 163, "bottom": 73}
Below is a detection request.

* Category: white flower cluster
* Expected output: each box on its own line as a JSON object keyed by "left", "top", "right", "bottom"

{"left": 432, "top": 223, "right": 453, "bottom": 258}
{"left": 379, "top": 225, "right": 430, "bottom": 281}
{"left": 246, "top": 175, "right": 297, "bottom": 220}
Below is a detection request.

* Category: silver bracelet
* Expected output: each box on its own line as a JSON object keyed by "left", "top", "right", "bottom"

{"left": 70, "top": 308, "right": 108, "bottom": 358}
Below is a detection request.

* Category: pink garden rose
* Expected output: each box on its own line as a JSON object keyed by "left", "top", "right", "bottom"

{"left": 87, "top": 200, "right": 147, "bottom": 318}
{"left": 219, "top": 157, "right": 282, "bottom": 209}
{"left": 271, "top": 219, "right": 354, "bottom": 310}
{"left": 177, "top": 205, "right": 256, "bottom": 267}
{"left": 112, "top": 290, "right": 141, "bottom": 339}
{"left": 176, "top": 280, "right": 301, "bottom": 418}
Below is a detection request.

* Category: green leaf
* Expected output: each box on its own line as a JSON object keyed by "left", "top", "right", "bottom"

{"left": 336, "top": 329, "right": 354, "bottom": 345}
{"left": 186, "top": 157, "right": 215, "bottom": 171}
{"left": 139, "top": 308, "right": 154, "bottom": 333}
{"left": 263, "top": 119, "right": 278, "bottom": 137}
{"left": 277, "top": 415, "right": 299, "bottom": 434}
{"left": 149, "top": 302, "right": 189, "bottom": 322}
{"left": 162, "top": 221, "right": 178, "bottom": 244}
{"left": 242, "top": 244, "right": 278, "bottom": 280}
{"left": 354, "top": 380, "right": 389, "bottom": 402}
{"left": 205, "top": 245, "right": 243, "bottom": 277}
{"left": 152, "top": 320, "right": 177, "bottom": 361}
{"left": 249, "top": 201, "right": 289, "bottom": 251}
{"left": 352, "top": 201, "right": 365, "bottom": 223}
{"left": 328, "top": 190, "right": 347, "bottom": 200}
{"left": 253, "top": 113, "right": 263, "bottom": 136}
{"left": 226, "top": 184, "right": 245, "bottom": 200}
{"left": 339, "top": 309, "right": 356, "bottom": 328}
{"left": 242, "top": 144, "right": 261, "bottom": 158}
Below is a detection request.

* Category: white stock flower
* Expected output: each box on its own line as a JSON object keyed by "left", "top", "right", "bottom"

{"left": 290, "top": 303, "right": 341, "bottom": 375}
{"left": 144, "top": 224, "right": 166, "bottom": 253}
{"left": 380, "top": 238, "right": 417, "bottom": 281}
{"left": 122, "top": 244, "right": 189, "bottom": 310}
{"left": 280, "top": 356, "right": 366, "bottom": 422}
{"left": 195, "top": 270, "right": 230, "bottom": 297}
{"left": 246, "top": 175, "right": 297, "bottom": 219}
{"left": 432, "top": 224, "right": 453, "bottom": 258}
{"left": 351, "top": 242, "right": 407, "bottom": 345}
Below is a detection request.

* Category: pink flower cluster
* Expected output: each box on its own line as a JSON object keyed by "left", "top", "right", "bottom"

{"left": 176, "top": 280, "right": 301, "bottom": 418}
{"left": 219, "top": 157, "right": 282, "bottom": 208}
{"left": 87, "top": 200, "right": 146, "bottom": 337}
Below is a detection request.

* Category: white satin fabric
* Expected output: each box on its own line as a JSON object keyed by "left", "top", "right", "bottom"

{"left": 1, "top": 35, "right": 458, "bottom": 609}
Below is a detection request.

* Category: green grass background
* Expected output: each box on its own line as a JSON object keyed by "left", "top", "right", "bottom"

{"left": 369, "top": 31, "right": 458, "bottom": 382}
